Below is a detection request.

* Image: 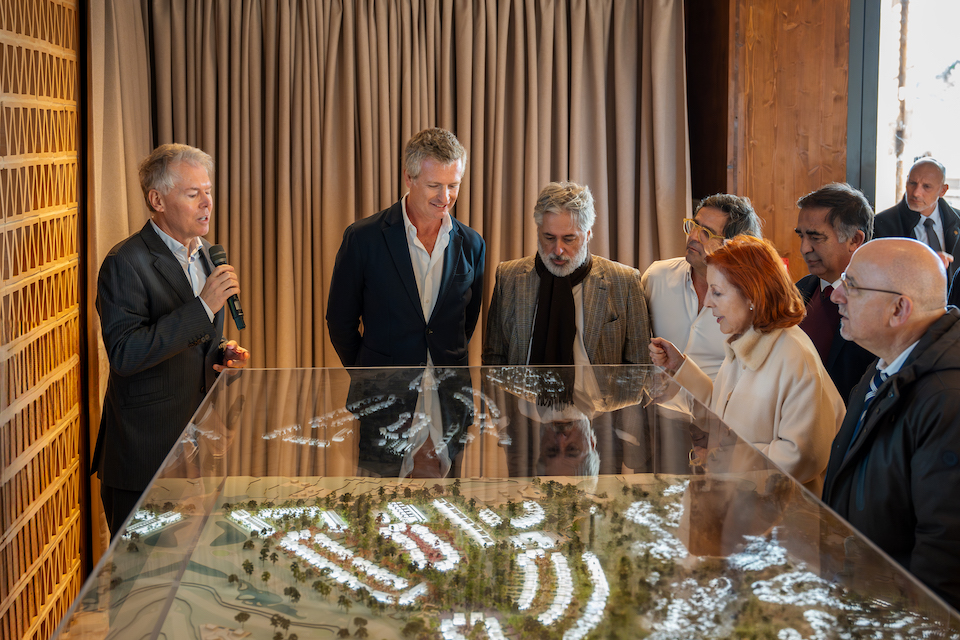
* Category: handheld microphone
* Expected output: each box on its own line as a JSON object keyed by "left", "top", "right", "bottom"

{"left": 208, "top": 244, "right": 246, "bottom": 330}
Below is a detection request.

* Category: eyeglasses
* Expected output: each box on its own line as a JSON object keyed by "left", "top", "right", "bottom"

{"left": 683, "top": 218, "right": 725, "bottom": 243}
{"left": 838, "top": 272, "right": 903, "bottom": 297}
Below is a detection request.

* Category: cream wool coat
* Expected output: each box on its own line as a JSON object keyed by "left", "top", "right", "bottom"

{"left": 675, "top": 325, "right": 844, "bottom": 496}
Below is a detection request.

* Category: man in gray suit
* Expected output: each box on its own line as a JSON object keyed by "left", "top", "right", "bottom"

{"left": 95, "top": 143, "right": 249, "bottom": 537}
{"left": 483, "top": 182, "right": 650, "bottom": 477}
{"left": 483, "top": 181, "right": 651, "bottom": 367}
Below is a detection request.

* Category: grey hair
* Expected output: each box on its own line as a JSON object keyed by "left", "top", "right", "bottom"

{"left": 696, "top": 193, "right": 762, "bottom": 239}
{"left": 403, "top": 128, "right": 467, "bottom": 180}
{"left": 533, "top": 182, "right": 596, "bottom": 233}
{"left": 139, "top": 143, "right": 214, "bottom": 211}
{"left": 910, "top": 156, "right": 947, "bottom": 182}
{"left": 797, "top": 182, "right": 874, "bottom": 242}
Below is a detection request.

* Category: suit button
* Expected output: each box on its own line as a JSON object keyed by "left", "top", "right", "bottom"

{"left": 427, "top": 329, "right": 434, "bottom": 335}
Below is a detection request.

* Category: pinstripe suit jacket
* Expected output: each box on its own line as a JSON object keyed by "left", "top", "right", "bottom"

{"left": 94, "top": 222, "right": 226, "bottom": 491}
{"left": 482, "top": 255, "right": 652, "bottom": 365}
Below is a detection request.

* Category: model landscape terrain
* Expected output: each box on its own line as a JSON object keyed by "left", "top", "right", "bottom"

{"left": 87, "top": 475, "right": 959, "bottom": 640}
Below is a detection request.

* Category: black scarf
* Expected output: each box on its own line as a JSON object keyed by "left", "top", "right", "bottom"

{"left": 530, "top": 252, "right": 593, "bottom": 365}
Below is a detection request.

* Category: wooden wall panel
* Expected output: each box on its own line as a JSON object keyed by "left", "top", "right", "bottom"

{"left": 730, "top": 0, "right": 851, "bottom": 281}
{"left": 0, "top": 1, "right": 83, "bottom": 639}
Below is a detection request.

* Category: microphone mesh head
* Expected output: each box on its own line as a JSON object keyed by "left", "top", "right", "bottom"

{"left": 209, "top": 244, "right": 227, "bottom": 265}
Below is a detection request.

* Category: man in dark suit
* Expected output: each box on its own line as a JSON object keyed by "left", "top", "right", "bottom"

{"left": 874, "top": 157, "right": 959, "bottom": 282}
{"left": 95, "top": 144, "right": 249, "bottom": 536}
{"left": 794, "top": 183, "right": 877, "bottom": 405}
{"left": 326, "top": 128, "right": 485, "bottom": 367}
{"left": 326, "top": 128, "right": 484, "bottom": 478}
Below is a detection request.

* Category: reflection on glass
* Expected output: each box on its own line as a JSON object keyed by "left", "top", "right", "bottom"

{"left": 53, "top": 367, "right": 960, "bottom": 640}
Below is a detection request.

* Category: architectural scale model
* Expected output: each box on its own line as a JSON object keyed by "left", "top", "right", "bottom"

{"left": 89, "top": 475, "right": 959, "bottom": 640}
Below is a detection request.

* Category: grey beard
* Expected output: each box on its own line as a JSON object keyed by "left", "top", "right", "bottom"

{"left": 537, "top": 241, "right": 589, "bottom": 278}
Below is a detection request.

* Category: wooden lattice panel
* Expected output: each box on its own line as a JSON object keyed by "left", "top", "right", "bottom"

{"left": 1, "top": 360, "right": 78, "bottom": 474}
{"left": 0, "top": 0, "right": 77, "bottom": 51}
{"left": 0, "top": 43, "right": 79, "bottom": 102}
{"left": 0, "top": 1, "right": 82, "bottom": 639}
{"left": 0, "top": 161, "right": 79, "bottom": 220}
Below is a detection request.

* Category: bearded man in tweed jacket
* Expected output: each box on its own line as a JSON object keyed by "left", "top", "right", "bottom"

{"left": 483, "top": 182, "right": 651, "bottom": 367}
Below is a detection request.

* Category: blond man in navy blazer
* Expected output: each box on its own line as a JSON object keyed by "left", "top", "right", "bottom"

{"left": 326, "top": 128, "right": 485, "bottom": 367}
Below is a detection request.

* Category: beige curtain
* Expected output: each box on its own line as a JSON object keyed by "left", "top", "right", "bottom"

{"left": 90, "top": 0, "right": 689, "bottom": 369}
{"left": 86, "top": 0, "right": 689, "bottom": 557}
{"left": 86, "top": 0, "right": 155, "bottom": 561}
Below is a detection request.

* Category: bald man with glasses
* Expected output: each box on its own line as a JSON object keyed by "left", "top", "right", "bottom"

{"left": 822, "top": 238, "right": 960, "bottom": 610}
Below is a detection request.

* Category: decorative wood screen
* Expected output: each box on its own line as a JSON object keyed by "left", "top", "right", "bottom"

{"left": 0, "top": 1, "right": 84, "bottom": 639}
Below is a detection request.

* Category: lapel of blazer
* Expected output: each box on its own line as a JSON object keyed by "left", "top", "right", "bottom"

{"left": 515, "top": 259, "right": 539, "bottom": 361}
{"left": 581, "top": 257, "right": 606, "bottom": 363}
{"left": 141, "top": 222, "right": 196, "bottom": 304}
{"left": 822, "top": 368, "right": 871, "bottom": 497}
{"left": 381, "top": 204, "right": 426, "bottom": 324}
{"left": 796, "top": 274, "right": 817, "bottom": 305}
{"left": 897, "top": 198, "right": 921, "bottom": 238}
{"left": 432, "top": 222, "right": 463, "bottom": 323}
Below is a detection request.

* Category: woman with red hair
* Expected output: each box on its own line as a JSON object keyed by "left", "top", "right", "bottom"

{"left": 650, "top": 236, "right": 843, "bottom": 495}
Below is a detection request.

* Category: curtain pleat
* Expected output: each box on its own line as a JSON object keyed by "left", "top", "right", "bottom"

{"left": 86, "top": 0, "right": 155, "bottom": 561}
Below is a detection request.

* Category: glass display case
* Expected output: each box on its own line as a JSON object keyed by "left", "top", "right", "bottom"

{"left": 54, "top": 366, "right": 960, "bottom": 639}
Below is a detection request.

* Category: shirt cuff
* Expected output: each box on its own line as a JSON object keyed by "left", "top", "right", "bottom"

{"left": 199, "top": 298, "right": 215, "bottom": 323}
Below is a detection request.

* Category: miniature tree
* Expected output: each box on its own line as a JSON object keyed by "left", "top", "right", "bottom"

{"left": 261, "top": 571, "right": 271, "bottom": 584}
{"left": 127, "top": 541, "right": 139, "bottom": 553}
{"left": 401, "top": 619, "right": 424, "bottom": 637}
{"left": 261, "top": 548, "right": 270, "bottom": 564}
{"left": 228, "top": 574, "right": 239, "bottom": 586}
{"left": 313, "top": 580, "right": 331, "bottom": 598}
{"left": 243, "top": 540, "right": 255, "bottom": 550}
{"left": 273, "top": 633, "right": 283, "bottom": 640}
{"left": 338, "top": 628, "right": 350, "bottom": 639}
{"left": 338, "top": 594, "right": 353, "bottom": 613}
{"left": 242, "top": 559, "right": 254, "bottom": 576}
{"left": 234, "top": 611, "right": 249, "bottom": 629}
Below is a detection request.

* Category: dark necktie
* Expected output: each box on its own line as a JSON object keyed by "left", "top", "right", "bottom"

{"left": 843, "top": 368, "right": 887, "bottom": 461}
{"left": 924, "top": 217, "right": 943, "bottom": 254}
{"left": 799, "top": 285, "right": 839, "bottom": 363}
